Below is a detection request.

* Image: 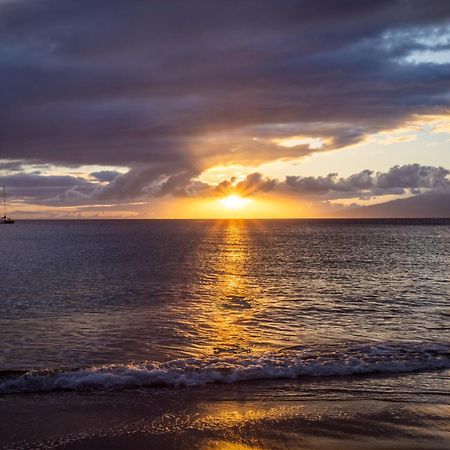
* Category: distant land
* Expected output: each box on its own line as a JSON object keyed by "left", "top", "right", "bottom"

{"left": 335, "top": 193, "right": 450, "bottom": 218}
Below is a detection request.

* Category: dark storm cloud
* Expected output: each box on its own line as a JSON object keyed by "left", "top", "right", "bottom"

{"left": 89, "top": 161, "right": 197, "bottom": 201}
{"left": 1, "top": 0, "right": 450, "bottom": 202}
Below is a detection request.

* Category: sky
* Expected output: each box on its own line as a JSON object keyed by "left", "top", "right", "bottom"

{"left": 1, "top": 0, "right": 449, "bottom": 218}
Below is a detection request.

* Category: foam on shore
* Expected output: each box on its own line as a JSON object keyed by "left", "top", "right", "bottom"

{"left": 1, "top": 342, "right": 449, "bottom": 395}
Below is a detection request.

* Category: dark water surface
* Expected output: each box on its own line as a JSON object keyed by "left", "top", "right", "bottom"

{"left": 0, "top": 219, "right": 449, "bottom": 386}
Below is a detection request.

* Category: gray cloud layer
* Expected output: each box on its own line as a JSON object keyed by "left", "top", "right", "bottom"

{"left": 1, "top": 1, "right": 450, "bottom": 180}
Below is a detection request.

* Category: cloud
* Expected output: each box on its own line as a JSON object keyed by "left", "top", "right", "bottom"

{"left": 1, "top": 164, "right": 449, "bottom": 208}
{"left": 284, "top": 164, "right": 450, "bottom": 199}
{"left": 0, "top": 172, "right": 96, "bottom": 201}
{"left": 375, "top": 164, "right": 450, "bottom": 191}
{"left": 89, "top": 162, "right": 195, "bottom": 202}
{"left": 188, "top": 164, "right": 450, "bottom": 201}
{"left": 0, "top": 161, "right": 25, "bottom": 172}
{"left": 89, "top": 170, "right": 121, "bottom": 183}
{"left": 1, "top": 0, "right": 450, "bottom": 197}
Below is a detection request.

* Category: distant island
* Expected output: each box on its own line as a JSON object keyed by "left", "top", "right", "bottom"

{"left": 335, "top": 193, "right": 450, "bottom": 218}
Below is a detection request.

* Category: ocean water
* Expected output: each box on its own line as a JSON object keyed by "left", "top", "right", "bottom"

{"left": 1, "top": 219, "right": 449, "bottom": 382}
{"left": 0, "top": 219, "right": 449, "bottom": 448}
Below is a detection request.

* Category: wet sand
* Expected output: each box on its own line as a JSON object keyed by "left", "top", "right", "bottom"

{"left": 1, "top": 374, "right": 449, "bottom": 449}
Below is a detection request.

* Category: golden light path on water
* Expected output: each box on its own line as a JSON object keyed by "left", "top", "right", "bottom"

{"left": 203, "top": 220, "right": 256, "bottom": 355}
{"left": 171, "top": 219, "right": 301, "bottom": 358}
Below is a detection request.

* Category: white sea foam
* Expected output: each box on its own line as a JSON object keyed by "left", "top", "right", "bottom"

{"left": 1, "top": 342, "right": 449, "bottom": 395}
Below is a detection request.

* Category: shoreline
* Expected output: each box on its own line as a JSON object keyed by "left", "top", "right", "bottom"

{"left": 1, "top": 372, "right": 449, "bottom": 449}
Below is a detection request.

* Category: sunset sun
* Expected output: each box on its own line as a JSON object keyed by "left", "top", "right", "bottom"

{"left": 219, "top": 195, "right": 252, "bottom": 209}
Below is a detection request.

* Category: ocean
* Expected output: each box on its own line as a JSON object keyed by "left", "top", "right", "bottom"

{"left": 0, "top": 219, "right": 449, "bottom": 449}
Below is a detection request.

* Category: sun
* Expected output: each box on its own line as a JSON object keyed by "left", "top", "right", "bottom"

{"left": 219, "top": 195, "right": 252, "bottom": 209}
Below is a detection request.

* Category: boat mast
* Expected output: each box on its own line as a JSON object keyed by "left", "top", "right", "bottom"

{"left": 3, "top": 185, "right": 6, "bottom": 217}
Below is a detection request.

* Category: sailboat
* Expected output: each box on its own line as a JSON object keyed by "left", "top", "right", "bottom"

{"left": 1, "top": 186, "right": 14, "bottom": 224}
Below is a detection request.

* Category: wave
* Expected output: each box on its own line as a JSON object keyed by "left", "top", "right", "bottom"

{"left": 0, "top": 342, "right": 449, "bottom": 395}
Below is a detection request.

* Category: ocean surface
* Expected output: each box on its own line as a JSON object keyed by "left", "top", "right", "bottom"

{"left": 0, "top": 219, "right": 449, "bottom": 449}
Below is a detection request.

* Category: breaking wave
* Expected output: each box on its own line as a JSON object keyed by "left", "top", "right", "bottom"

{"left": 1, "top": 342, "right": 449, "bottom": 395}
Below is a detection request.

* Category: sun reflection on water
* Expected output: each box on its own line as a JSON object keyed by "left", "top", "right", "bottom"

{"left": 174, "top": 220, "right": 273, "bottom": 357}
{"left": 205, "top": 220, "right": 256, "bottom": 355}
{"left": 172, "top": 219, "right": 300, "bottom": 359}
